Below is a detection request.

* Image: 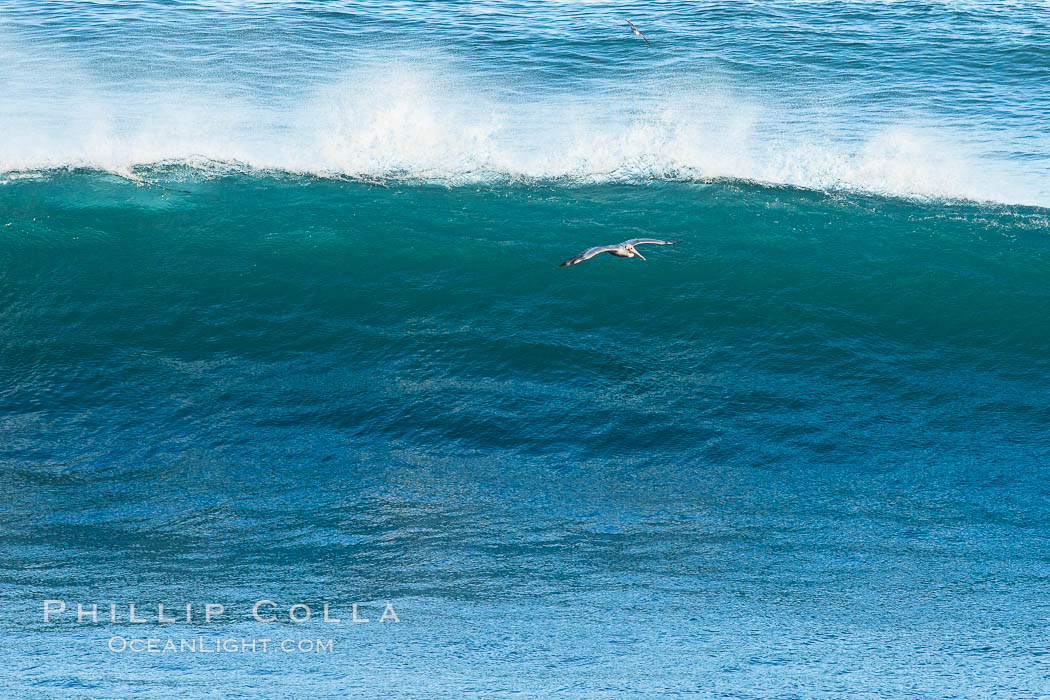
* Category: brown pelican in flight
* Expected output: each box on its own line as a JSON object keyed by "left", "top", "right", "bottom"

{"left": 625, "top": 20, "right": 651, "bottom": 47}
{"left": 558, "top": 239, "right": 677, "bottom": 268}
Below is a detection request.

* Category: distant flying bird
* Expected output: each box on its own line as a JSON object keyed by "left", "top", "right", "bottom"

{"left": 558, "top": 238, "right": 677, "bottom": 268}
{"left": 625, "top": 20, "right": 651, "bottom": 47}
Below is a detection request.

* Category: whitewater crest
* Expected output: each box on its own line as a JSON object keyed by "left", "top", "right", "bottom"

{"left": 0, "top": 61, "right": 1045, "bottom": 206}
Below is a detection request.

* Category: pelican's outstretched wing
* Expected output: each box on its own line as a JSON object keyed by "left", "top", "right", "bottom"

{"left": 558, "top": 245, "right": 619, "bottom": 268}
{"left": 623, "top": 238, "right": 677, "bottom": 247}
{"left": 625, "top": 20, "right": 651, "bottom": 47}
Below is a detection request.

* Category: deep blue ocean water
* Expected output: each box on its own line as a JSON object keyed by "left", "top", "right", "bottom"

{"left": 2, "top": 1, "right": 1050, "bottom": 697}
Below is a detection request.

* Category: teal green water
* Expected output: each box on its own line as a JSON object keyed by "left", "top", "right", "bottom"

{"left": 3, "top": 1, "right": 1050, "bottom": 696}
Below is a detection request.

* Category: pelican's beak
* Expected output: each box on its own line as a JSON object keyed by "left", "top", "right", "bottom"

{"left": 635, "top": 251, "right": 646, "bottom": 261}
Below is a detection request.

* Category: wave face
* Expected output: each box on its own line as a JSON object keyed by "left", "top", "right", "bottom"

{"left": 2, "top": 0, "right": 1049, "bottom": 204}
{"left": 3, "top": 172, "right": 1050, "bottom": 695}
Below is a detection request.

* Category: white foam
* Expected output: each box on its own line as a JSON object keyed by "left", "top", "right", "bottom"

{"left": 0, "top": 40, "right": 1046, "bottom": 207}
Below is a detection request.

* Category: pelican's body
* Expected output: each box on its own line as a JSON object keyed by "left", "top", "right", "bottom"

{"left": 558, "top": 238, "right": 677, "bottom": 267}
{"left": 625, "top": 20, "right": 651, "bottom": 47}
{"left": 607, "top": 247, "right": 638, "bottom": 259}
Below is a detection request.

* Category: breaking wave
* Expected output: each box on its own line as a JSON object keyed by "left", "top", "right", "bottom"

{"left": 1, "top": 3, "right": 1047, "bottom": 207}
